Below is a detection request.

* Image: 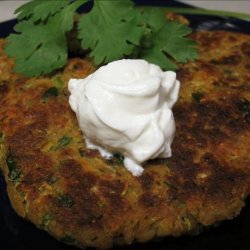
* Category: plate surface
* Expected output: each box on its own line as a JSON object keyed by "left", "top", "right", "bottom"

{"left": 0, "top": 1, "right": 250, "bottom": 250}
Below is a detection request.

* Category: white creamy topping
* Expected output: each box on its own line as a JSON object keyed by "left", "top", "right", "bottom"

{"left": 68, "top": 59, "right": 180, "bottom": 176}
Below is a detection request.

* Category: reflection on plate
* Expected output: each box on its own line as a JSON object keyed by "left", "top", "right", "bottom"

{"left": 0, "top": 1, "right": 250, "bottom": 250}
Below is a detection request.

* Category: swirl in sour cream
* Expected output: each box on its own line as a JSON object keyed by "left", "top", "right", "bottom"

{"left": 68, "top": 59, "right": 180, "bottom": 176}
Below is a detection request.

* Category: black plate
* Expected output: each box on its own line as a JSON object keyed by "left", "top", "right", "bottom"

{"left": 1, "top": 1, "right": 250, "bottom": 250}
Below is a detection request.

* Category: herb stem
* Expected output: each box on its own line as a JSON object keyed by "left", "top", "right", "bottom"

{"left": 138, "top": 6, "right": 250, "bottom": 20}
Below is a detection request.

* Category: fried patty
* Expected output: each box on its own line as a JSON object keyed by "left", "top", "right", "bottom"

{"left": 0, "top": 31, "right": 250, "bottom": 249}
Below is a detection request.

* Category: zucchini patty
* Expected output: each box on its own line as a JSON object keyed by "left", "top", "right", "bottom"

{"left": 0, "top": 31, "right": 249, "bottom": 249}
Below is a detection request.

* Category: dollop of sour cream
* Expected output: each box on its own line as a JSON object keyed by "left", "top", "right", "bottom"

{"left": 68, "top": 59, "right": 180, "bottom": 176}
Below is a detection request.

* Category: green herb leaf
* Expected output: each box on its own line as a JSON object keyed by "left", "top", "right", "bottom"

{"left": 141, "top": 21, "right": 197, "bottom": 70}
{"left": 78, "top": 0, "right": 144, "bottom": 65}
{"left": 140, "top": 7, "right": 166, "bottom": 32}
{"left": 61, "top": 235, "right": 76, "bottom": 244}
{"left": 163, "top": 21, "right": 198, "bottom": 63}
{"left": 78, "top": 148, "right": 85, "bottom": 157}
{"left": 51, "top": 136, "right": 72, "bottom": 151}
{"left": 164, "top": 180, "right": 178, "bottom": 191}
{"left": 54, "top": 76, "right": 64, "bottom": 90}
{"left": 5, "top": 1, "right": 84, "bottom": 76}
{"left": 112, "top": 153, "right": 124, "bottom": 165}
{"left": 42, "top": 87, "right": 59, "bottom": 100}
{"left": 41, "top": 212, "right": 52, "bottom": 228}
{"left": 237, "top": 98, "right": 250, "bottom": 113}
{"left": 192, "top": 91, "right": 204, "bottom": 103}
{"left": 15, "top": 0, "right": 69, "bottom": 22}
{"left": 5, "top": 0, "right": 198, "bottom": 77}
{"left": 58, "top": 194, "right": 75, "bottom": 208}
{"left": 97, "top": 200, "right": 105, "bottom": 208}
{"left": 0, "top": 132, "right": 4, "bottom": 144}
{"left": 6, "top": 149, "right": 21, "bottom": 182}
{"left": 139, "top": 8, "right": 165, "bottom": 50}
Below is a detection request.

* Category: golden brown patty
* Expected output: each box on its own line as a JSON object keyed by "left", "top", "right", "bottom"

{"left": 0, "top": 31, "right": 250, "bottom": 249}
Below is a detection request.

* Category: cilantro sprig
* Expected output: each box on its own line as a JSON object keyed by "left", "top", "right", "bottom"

{"left": 78, "top": 0, "right": 144, "bottom": 65}
{"left": 5, "top": 0, "right": 198, "bottom": 77}
{"left": 139, "top": 8, "right": 197, "bottom": 70}
{"left": 6, "top": 0, "right": 85, "bottom": 76}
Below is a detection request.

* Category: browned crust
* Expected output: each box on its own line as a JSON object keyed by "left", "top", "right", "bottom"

{"left": 0, "top": 31, "right": 250, "bottom": 249}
